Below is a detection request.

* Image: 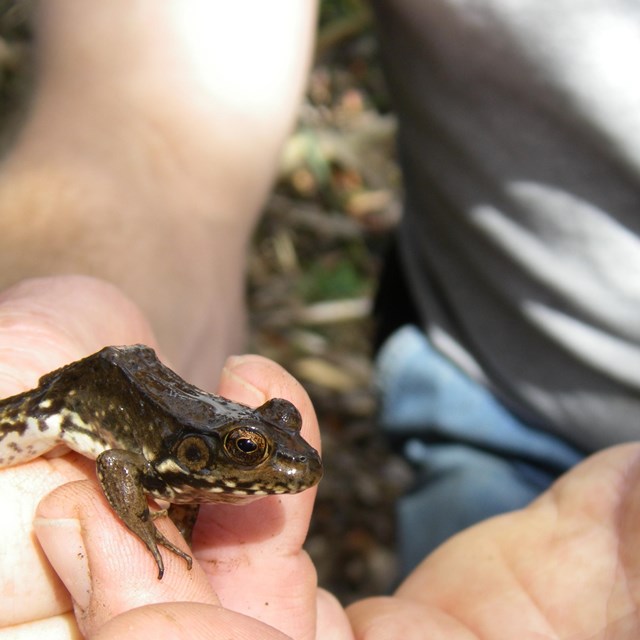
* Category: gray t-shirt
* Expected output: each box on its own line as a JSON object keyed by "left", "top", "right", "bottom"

{"left": 372, "top": 0, "right": 640, "bottom": 451}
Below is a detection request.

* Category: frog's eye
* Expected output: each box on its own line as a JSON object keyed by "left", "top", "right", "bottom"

{"left": 224, "top": 427, "right": 270, "bottom": 466}
{"left": 175, "top": 435, "right": 211, "bottom": 472}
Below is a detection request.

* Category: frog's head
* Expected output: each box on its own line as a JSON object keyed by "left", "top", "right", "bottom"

{"left": 147, "top": 398, "right": 323, "bottom": 503}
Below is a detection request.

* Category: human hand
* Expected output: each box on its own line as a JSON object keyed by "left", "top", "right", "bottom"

{"left": 0, "top": 275, "right": 350, "bottom": 639}
{"left": 348, "top": 442, "right": 640, "bottom": 638}
{"left": 9, "top": 277, "right": 640, "bottom": 640}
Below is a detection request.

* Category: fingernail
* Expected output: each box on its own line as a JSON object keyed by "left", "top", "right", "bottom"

{"left": 221, "top": 356, "right": 266, "bottom": 403}
{"left": 34, "top": 516, "right": 91, "bottom": 611}
{"left": 223, "top": 354, "right": 259, "bottom": 372}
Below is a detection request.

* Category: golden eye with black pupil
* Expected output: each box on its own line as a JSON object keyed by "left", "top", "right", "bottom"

{"left": 237, "top": 438, "right": 257, "bottom": 453}
{"left": 175, "top": 436, "right": 210, "bottom": 471}
{"left": 224, "top": 427, "right": 269, "bottom": 465}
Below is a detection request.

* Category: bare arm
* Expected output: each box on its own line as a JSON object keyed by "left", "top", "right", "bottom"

{"left": 0, "top": 1, "right": 317, "bottom": 386}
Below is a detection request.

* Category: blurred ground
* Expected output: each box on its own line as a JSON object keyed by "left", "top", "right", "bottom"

{"left": 250, "top": 5, "right": 415, "bottom": 603}
{"left": 0, "top": 2, "right": 414, "bottom": 604}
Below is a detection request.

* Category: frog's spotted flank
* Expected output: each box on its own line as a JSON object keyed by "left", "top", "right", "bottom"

{"left": 0, "top": 345, "right": 323, "bottom": 579}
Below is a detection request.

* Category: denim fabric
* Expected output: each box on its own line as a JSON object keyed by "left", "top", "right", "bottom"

{"left": 376, "top": 325, "right": 584, "bottom": 576}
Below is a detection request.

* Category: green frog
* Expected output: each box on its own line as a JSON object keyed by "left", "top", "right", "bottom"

{"left": 0, "top": 345, "right": 322, "bottom": 578}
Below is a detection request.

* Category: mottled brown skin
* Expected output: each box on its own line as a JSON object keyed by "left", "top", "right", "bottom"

{"left": 0, "top": 345, "right": 323, "bottom": 578}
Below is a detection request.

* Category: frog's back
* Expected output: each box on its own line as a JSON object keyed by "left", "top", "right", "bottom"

{"left": 0, "top": 346, "right": 164, "bottom": 465}
{"left": 0, "top": 344, "right": 282, "bottom": 468}
{"left": 101, "top": 345, "right": 259, "bottom": 430}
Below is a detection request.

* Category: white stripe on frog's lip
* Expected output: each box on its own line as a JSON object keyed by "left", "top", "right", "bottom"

{"left": 154, "top": 458, "right": 280, "bottom": 494}
{"left": 155, "top": 458, "right": 184, "bottom": 475}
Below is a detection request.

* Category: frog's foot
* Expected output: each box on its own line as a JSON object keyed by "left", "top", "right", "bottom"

{"left": 151, "top": 527, "right": 194, "bottom": 579}
{"left": 96, "top": 449, "right": 193, "bottom": 579}
{"left": 167, "top": 503, "right": 200, "bottom": 545}
{"left": 150, "top": 507, "right": 169, "bottom": 521}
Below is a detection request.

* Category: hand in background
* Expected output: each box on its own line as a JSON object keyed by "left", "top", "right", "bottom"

{"left": 349, "top": 442, "right": 640, "bottom": 638}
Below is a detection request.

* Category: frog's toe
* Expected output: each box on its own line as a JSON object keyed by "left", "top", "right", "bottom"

{"left": 153, "top": 527, "right": 194, "bottom": 576}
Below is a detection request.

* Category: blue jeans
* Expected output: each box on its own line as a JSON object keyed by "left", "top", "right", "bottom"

{"left": 376, "top": 325, "right": 584, "bottom": 576}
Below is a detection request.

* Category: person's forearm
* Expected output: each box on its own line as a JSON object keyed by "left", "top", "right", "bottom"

{"left": 0, "top": 1, "right": 317, "bottom": 385}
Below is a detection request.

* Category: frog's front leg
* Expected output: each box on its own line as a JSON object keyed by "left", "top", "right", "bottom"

{"left": 96, "top": 449, "right": 193, "bottom": 579}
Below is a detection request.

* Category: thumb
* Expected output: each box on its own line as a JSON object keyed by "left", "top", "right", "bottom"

{"left": 34, "top": 478, "right": 219, "bottom": 636}
{"left": 35, "top": 479, "right": 295, "bottom": 639}
{"left": 92, "top": 603, "right": 291, "bottom": 640}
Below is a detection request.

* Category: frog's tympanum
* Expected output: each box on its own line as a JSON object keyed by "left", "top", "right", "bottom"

{"left": 0, "top": 345, "right": 323, "bottom": 578}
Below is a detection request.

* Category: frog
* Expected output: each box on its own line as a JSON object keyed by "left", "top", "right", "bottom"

{"left": 0, "top": 345, "right": 323, "bottom": 578}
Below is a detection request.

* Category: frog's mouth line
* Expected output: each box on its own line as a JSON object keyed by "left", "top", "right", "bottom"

{"left": 151, "top": 471, "right": 316, "bottom": 502}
